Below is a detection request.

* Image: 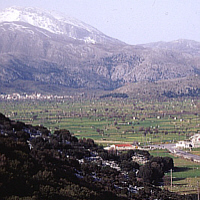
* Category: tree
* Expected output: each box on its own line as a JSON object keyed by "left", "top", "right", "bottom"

{"left": 119, "top": 160, "right": 139, "bottom": 172}
{"left": 138, "top": 156, "right": 174, "bottom": 185}
{"left": 138, "top": 163, "right": 153, "bottom": 184}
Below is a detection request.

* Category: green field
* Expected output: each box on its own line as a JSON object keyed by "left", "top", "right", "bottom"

{"left": 1, "top": 97, "right": 200, "bottom": 145}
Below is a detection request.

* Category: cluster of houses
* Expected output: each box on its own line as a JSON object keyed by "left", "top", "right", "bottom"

{"left": 176, "top": 133, "right": 200, "bottom": 149}
{"left": 0, "top": 93, "right": 73, "bottom": 100}
{"left": 104, "top": 133, "right": 200, "bottom": 151}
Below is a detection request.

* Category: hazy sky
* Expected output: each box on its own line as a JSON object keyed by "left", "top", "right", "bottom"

{"left": 0, "top": 0, "right": 200, "bottom": 45}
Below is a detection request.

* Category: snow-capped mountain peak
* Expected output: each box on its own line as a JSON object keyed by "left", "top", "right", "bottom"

{"left": 0, "top": 6, "right": 119, "bottom": 44}
{"left": 0, "top": 7, "right": 91, "bottom": 34}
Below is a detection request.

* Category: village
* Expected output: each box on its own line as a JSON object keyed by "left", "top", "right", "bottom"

{"left": 0, "top": 93, "right": 74, "bottom": 100}
{"left": 103, "top": 132, "right": 200, "bottom": 163}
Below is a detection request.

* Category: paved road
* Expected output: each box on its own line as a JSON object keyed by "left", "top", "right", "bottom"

{"left": 149, "top": 143, "right": 200, "bottom": 163}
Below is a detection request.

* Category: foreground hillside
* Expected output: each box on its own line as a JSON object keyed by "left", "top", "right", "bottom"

{"left": 0, "top": 113, "right": 196, "bottom": 199}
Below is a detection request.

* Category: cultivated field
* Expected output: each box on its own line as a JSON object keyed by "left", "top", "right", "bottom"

{"left": 1, "top": 97, "right": 200, "bottom": 145}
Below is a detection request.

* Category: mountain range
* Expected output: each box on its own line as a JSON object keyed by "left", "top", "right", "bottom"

{"left": 1, "top": 6, "right": 200, "bottom": 96}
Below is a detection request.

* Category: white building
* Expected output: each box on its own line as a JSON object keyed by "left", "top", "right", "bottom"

{"left": 176, "top": 140, "right": 192, "bottom": 149}
{"left": 190, "top": 134, "right": 200, "bottom": 148}
{"left": 176, "top": 133, "right": 200, "bottom": 149}
{"left": 104, "top": 144, "right": 136, "bottom": 151}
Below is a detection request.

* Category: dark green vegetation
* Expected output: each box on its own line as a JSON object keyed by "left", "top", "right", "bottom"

{"left": 163, "top": 88, "right": 200, "bottom": 98}
{"left": 100, "top": 93, "right": 129, "bottom": 99}
{"left": 138, "top": 156, "right": 174, "bottom": 185}
{"left": 1, "top": 113, "right": 194, "bottom": 199}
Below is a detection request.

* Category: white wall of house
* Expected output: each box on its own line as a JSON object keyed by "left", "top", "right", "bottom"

{"left": 190, "top": 134, "right": 200, "bottom": 147}
{"left": 176, "top": 141, "right": 192, "bottom": 148}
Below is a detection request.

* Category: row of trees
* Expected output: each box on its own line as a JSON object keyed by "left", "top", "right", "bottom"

{"left": 163, "top": 88, "right": 200, "bottom": 98}
{"left": 100, "top": 93, "right": 129, "bottom": 99}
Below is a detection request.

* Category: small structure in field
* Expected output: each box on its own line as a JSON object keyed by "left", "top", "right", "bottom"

{"left": 104, "top": 144, "right": 136, "bottom": 151}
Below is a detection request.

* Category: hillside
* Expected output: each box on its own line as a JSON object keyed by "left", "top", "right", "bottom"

{"left": 141, "top": 39, "right": 200, "bottom": 56}
{"left": 114, "top": 75, "right": 200, "bottom": 99}
{"left": 0, "top": 7, "right": 200, "bottom": 94}
{"left": 0, "top": 113, "right": 195, "bottom": 199}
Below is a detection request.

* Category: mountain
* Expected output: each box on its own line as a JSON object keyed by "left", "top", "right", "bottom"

{"left": 0, "top": 6, "right": 123, "bottom": 45}
{"left": 141, "top": 39, "right": 200, "bottom": 56}
{"left": 0, "top": 7, "right": 200, "bottom": 95}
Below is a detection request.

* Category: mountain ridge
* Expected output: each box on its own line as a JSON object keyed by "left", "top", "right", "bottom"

{"left": 0, "top": 6, "right": 200, "bottom": 95}
{"left": 141, "top": 39, "right": 200, "bottom": 56}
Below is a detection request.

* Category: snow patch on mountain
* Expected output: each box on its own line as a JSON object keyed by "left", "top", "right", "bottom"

{"left": 0, "top": 7, "right": 65, "bottom": 34}
{"left": 0, "top": 7, "right": 102, "bottom": 42}
{"left": 0, "top": 6, "right": 124, "bottom": 45}
{"left": 0, "top": 22, "right": 35, "bottom": 35}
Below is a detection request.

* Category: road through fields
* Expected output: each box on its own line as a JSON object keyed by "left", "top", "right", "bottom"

{"left": 149, "top": 143, "right": 200, "bottom": 163}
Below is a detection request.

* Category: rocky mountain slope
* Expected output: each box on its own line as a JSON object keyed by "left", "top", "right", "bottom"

{"left": 141, "top": 39, "right": 200, "bottom": 56}
{"left": 115, "top": 76, "right": 200, "bottom": 99}
{"left": 0, "top": 7, "right": 200, "bottom": 94}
